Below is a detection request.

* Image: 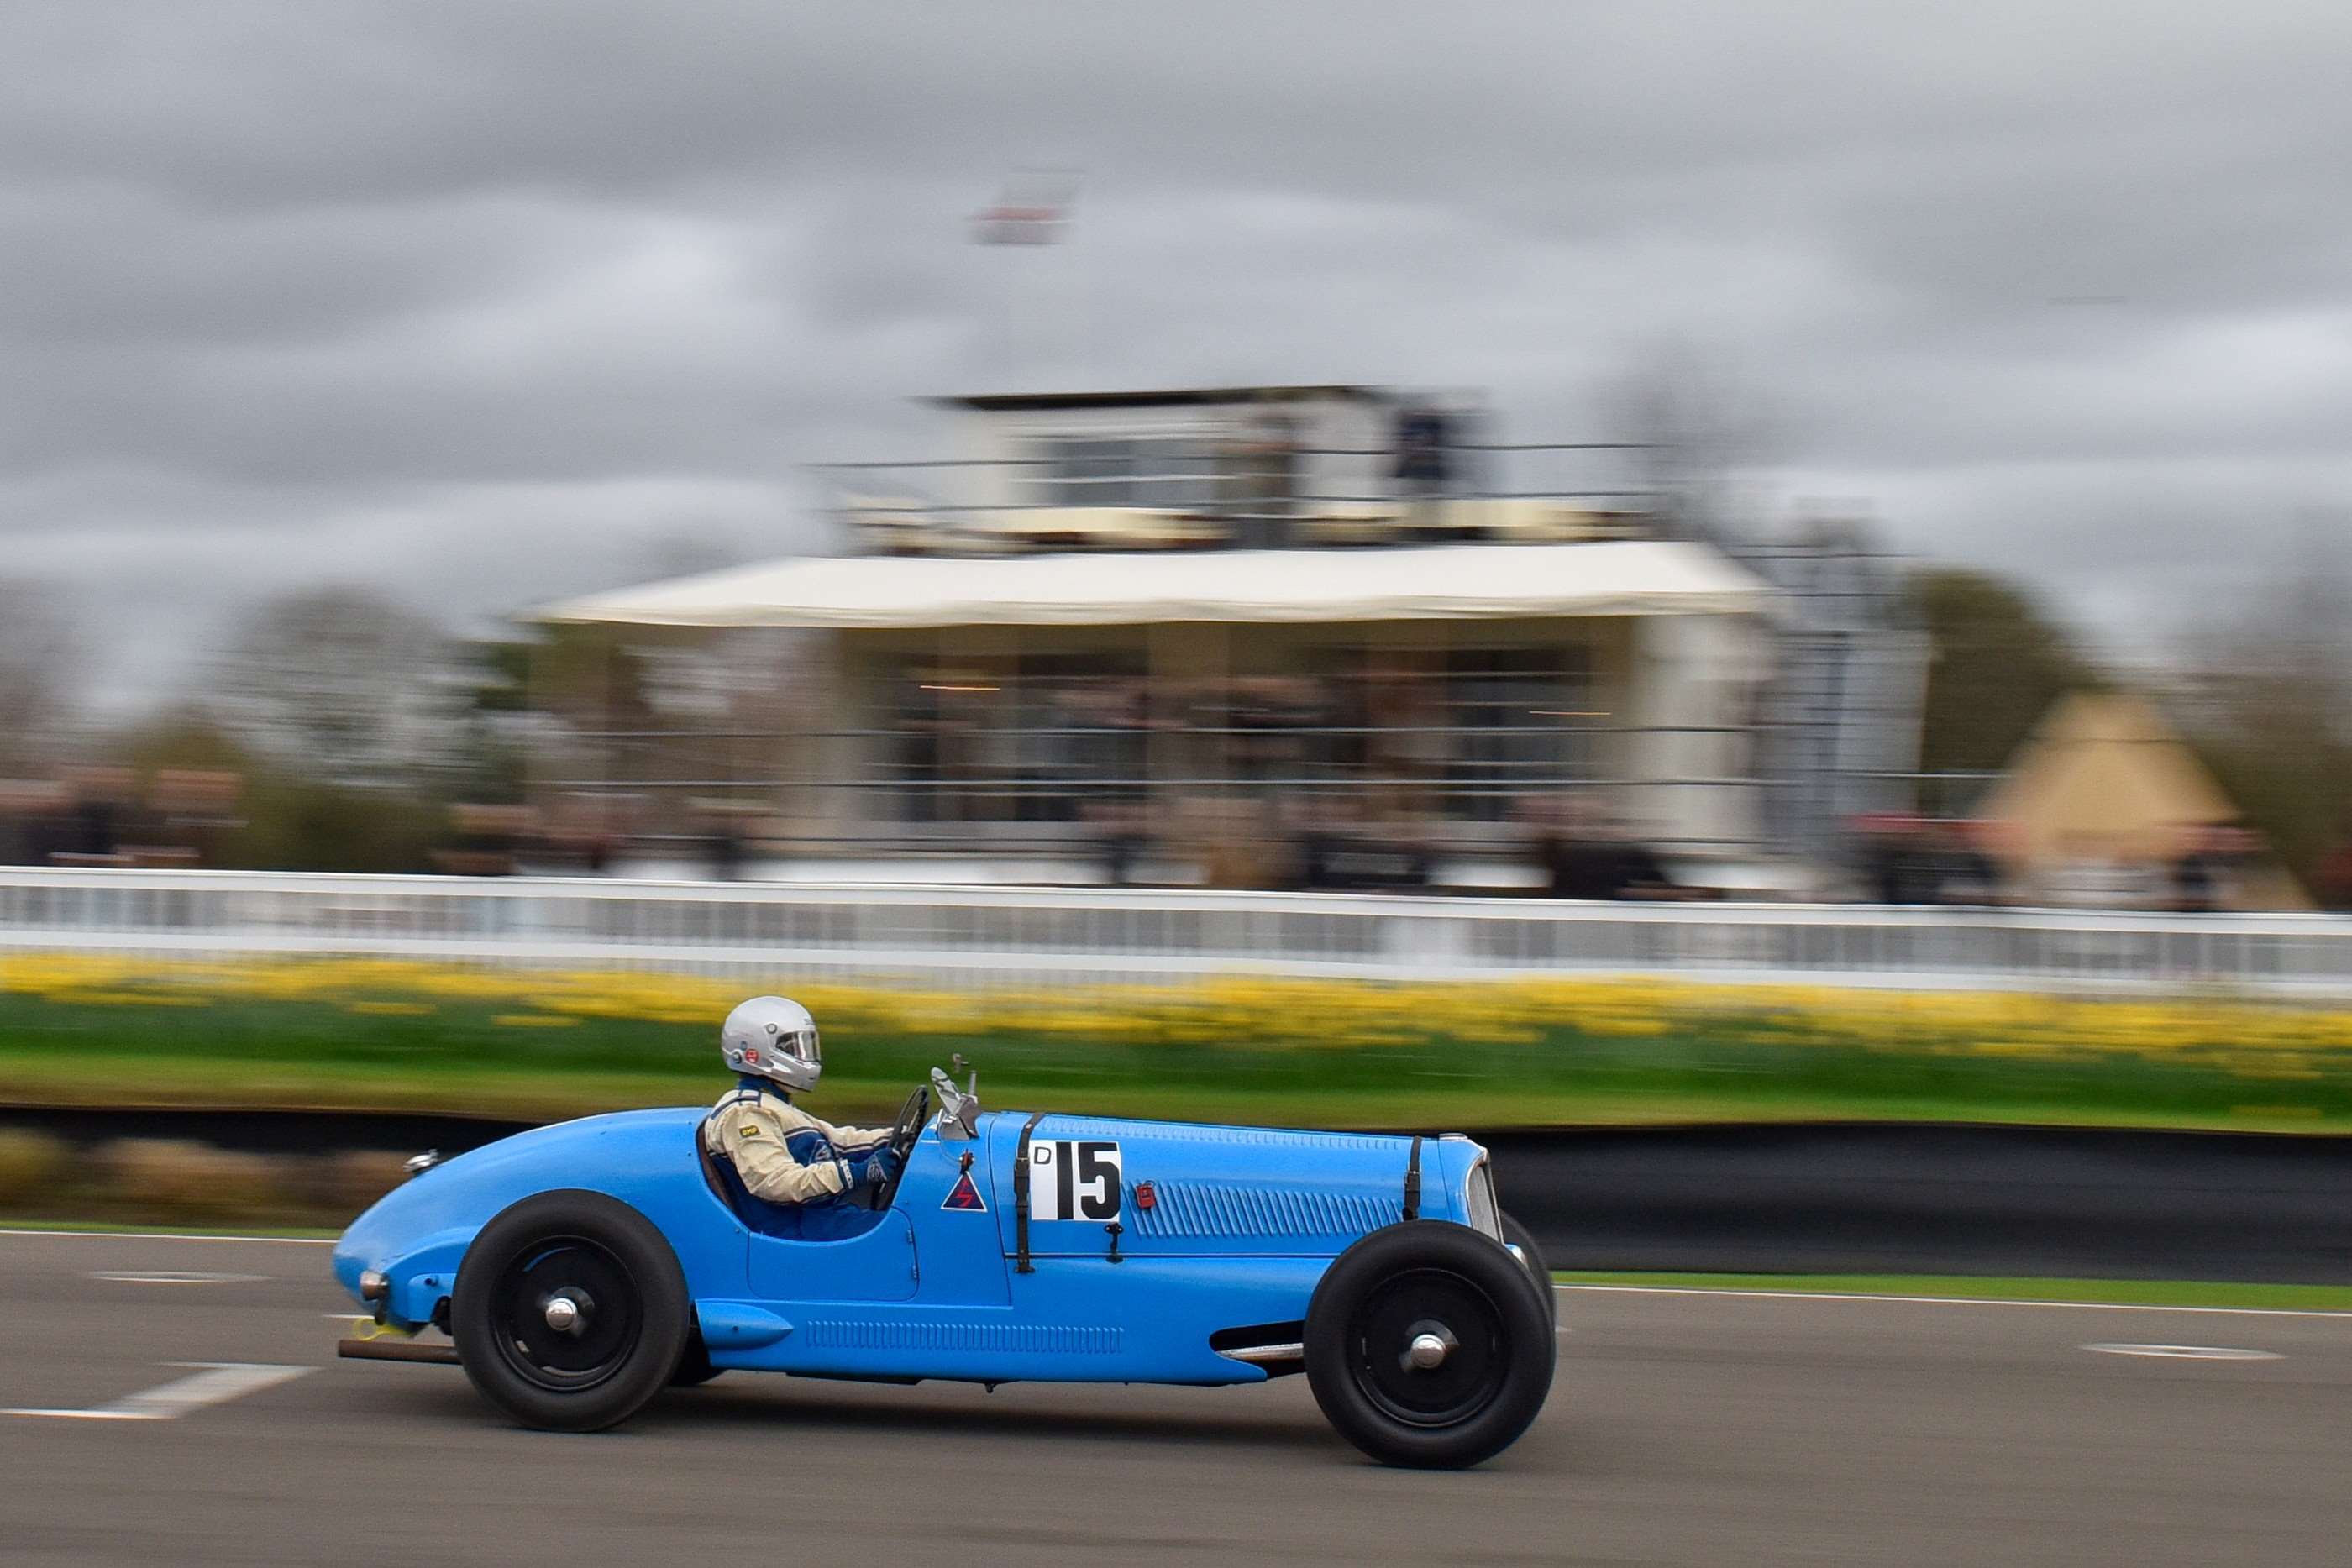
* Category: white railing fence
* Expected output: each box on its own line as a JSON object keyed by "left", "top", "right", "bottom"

{"left": 3, "top": 868, "right": 2349, "bottom": 998}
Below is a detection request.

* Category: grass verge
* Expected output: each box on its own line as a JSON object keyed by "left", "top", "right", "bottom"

{"left": 9, "top": 958, "right": 2352, "bottom": 1133}
{"left": 1554, "top": 1271, "right": 2352, "bottom": 1311}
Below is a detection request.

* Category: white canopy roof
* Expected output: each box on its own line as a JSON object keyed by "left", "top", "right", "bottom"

{"left": 538, "top": 539, "right": 1776, "bottom": 630}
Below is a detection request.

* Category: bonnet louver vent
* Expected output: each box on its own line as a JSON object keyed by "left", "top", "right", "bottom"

{"left": 1126, "top": 1181, "right": 1402, "bottom": 1240}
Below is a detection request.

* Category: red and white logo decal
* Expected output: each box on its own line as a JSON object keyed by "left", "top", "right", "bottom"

{"left": 940, "top": 1171, "right": 988, "bottom": 1212}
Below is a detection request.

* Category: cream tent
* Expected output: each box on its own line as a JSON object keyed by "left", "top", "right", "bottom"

{"left": 532, "top": 537, "right": 1784, "bottom": 871}
{"left": 537, "top": 539, "right": 1777, "bottom": 629}
{"left": 1978, "top": 692, "right": 2307, "bottom": 908}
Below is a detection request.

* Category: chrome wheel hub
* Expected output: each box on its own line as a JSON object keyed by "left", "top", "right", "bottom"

{"left": 542, "top": 1289, "right": 591, "bottom": 1334}
{"left": 1402, "top": 1322, "right": 1457, "bottom": 1371}
{"left": 492, "top": 1240, "right": 638, "bottom": 1393}
{"left": 1355, "top": 1272, "right": 1506, "bottom": 1429}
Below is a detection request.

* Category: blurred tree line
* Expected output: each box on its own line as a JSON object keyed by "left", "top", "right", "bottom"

{"left": 1900, "top": 568, "right": 2102, "bottom": 783}
{"left": 1, "top": 581, "right": 806, "bottom": 876}
{"left": 1, "top": 585, "right": 544, "bottom": 873}
{"left": 1903, "top": 538, "right": 2352, "bottom": 901}
{"left": 2171, "top": 530, "right": 2352, "bottom": 894}
{"left": 0, "top": 584, "right": 81, "bottom": 779}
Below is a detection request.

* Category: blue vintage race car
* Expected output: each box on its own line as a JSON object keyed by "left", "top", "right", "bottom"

{"left": 333, "top": 1063, "right": 1557, "bottom": 1467}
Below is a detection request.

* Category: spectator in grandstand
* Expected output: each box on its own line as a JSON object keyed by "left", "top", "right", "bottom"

{"left": 1296, "top": 792, "right": 1433, "bottom": 892}
{"left": 54, "top": 768, "right": 140, "bottom": 865}
{"left": 0, "top": 781, "right": 68, "bottom": 866}
{"left": 2165, "top": 824, "right": 2259, "bottom": 913}
{"left": 2314, "top": 826, "right": 2352, "bottom": 912}
{"left": 1393, "top": 402, "right": 1452, "bottom": 538}
{"left": 2038, "top": 834, "right": 2162, "bottom": 910}
{"left": 1849, "top": 813, "right": 1953, "bottom": 905}
{"left": 1529, "top": 798, "right": 1682, "bottom": 900}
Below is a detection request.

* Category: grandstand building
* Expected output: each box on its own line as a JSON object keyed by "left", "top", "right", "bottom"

{"left": 535, "top": 385, "right": 1915, "bottom": 891}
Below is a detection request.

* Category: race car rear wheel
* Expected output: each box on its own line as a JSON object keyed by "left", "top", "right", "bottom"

{"left": 1499, "top": 1210, "right": 1558, "bottom": 1329}
{"left": 452, "top": 1190, "right": 690, "bottom": 1432}
{"left": 1305, "top": 1222, "right": 1555, "bottom": 1469}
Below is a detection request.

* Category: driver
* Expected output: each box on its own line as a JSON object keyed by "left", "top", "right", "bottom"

{"left": 702, "top": 996, "right": 899, "bottom": 1229}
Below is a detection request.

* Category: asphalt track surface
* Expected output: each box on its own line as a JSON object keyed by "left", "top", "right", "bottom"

{"left": 4, "top": 1233, "right": 2349, "bottom": 1566}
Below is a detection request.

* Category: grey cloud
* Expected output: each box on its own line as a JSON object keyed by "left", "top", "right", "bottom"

{"left": 4, "top": 0, "right": 2351, "bottom": 710}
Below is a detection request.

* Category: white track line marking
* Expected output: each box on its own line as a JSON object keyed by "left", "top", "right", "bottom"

{"left": 0, "top": 1229, "right": 333, "bottom": 1245}
{"left": 1555, "top": 1283, "right": 2352, "bottom": 1319}
{"left": 2082, "top": 1343, "right": 2282, "bottom": 1361}
{"left": 88, "top": 1270, "right": 269, "bottom": 1284}
{"left": 7, "top": 1363, "right": 312, "bottom": 1421}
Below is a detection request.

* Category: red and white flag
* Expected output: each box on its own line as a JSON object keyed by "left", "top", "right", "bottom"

{"left": 971, "top": 170, "right": 1078, "bottom": 245}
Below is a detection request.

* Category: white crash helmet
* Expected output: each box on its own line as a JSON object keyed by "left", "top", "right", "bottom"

{"left": 721, "top": 995, "right": 822, "bottom": 1093}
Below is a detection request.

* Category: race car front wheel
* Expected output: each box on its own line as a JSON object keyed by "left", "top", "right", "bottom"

{"left": 451, "top": 1190, "right": 690, "bottom": 1432}
{"left": 1305, "top": 1222, "right": 1556, "bottom": 1469}
{"left": 1499, "top": 1210, "right": 1558, "bottom": 1329}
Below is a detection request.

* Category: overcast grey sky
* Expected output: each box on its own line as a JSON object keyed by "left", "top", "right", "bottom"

{"left": 7, "top": 1, "right": 2349, "bottom": 706}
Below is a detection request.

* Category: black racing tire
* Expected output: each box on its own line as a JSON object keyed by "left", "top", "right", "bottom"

{"left": 669, "top": 1335, "right": 724, "bottom": 1387}
{"left": 451, "top": 1190, "right": 690, "bottom": 1433}
{"left": 1305, "top": 1222, "right": 1556, "bottom": 1469}
{"left": 1499, "top": 1210, "right": 1557, "bottom": 1329}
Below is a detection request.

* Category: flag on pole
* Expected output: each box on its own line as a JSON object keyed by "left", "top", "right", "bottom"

{"left": 971, "top": 170, "right": 1078, "bottom": 244}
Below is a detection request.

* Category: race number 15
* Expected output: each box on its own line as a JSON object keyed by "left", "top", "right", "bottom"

{"left": 1030, "top": 1140, "right": 1121, "bottom": 1221}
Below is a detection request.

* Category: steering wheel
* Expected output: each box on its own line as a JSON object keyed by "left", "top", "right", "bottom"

{"left": 871, "top": 1084, "right": 930, "bottom": 1211}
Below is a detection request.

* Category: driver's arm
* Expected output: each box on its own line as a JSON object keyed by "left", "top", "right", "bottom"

{"left": 806, "top": 1113, "right": 892, "bottom": 1155}
{"left": 711, "top": 1102, "right": 854, "bottom": 1204}
{"left": 808, "top": 1112, "right": 900, "bottom": 1189}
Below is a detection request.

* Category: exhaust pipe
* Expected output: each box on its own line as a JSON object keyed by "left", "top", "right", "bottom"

{"left": 338, "top": 1336, "right": 461, "bottom": 1366}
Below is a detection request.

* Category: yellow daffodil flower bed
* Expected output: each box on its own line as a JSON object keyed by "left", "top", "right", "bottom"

{"left": 5, "top": 954, "right": 2350, "bottom": 1131}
